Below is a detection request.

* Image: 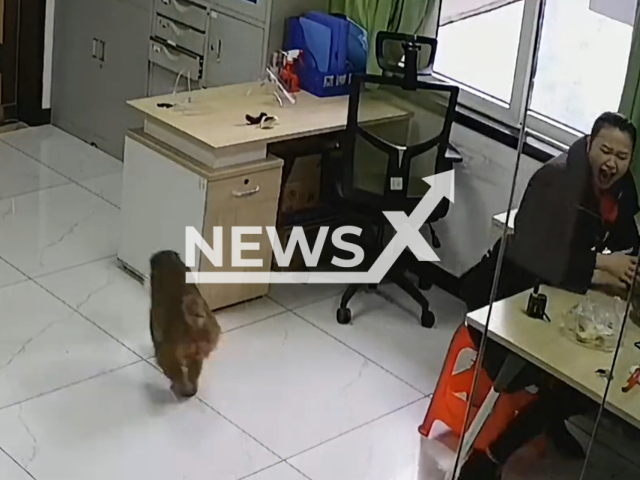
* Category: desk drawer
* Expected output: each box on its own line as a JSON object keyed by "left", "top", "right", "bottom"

{"left": 199, "top": 162, "right": 283, "bottom": 310}
{"left": 209, "top": 166, "right": 282, "bottom": 206}
{"left": 154, "top": 14, "right": 206, "bottom": 55}
{"left": 149, "top": 62, "right": 196, "bottom": 97}
{"left": 149, "top": 40, "right": 201, "bottom": 80}
{"left": 155, "top": 0, "right": 207, "bottom": 31}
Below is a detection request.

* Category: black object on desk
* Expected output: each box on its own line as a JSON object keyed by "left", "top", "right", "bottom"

{"left": 330, "top": 32, "right": 460, "bottom": 328}
{"left": 526, "top": 283, "right": 548, "bottom": 321}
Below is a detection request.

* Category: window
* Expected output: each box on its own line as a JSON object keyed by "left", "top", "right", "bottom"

{"left": 434, "top": 0, "right": 636, "bottom": 145}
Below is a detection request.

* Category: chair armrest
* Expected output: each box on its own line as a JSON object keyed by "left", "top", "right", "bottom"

{"left": 446, "top": 144, "right": 463, "bottom": 163}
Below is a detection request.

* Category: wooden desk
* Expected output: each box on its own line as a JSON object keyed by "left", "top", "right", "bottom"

{"left": 119, "top": 82, "right": 413, "bottom": 310}
{"left": 466, "top": 286, "right": 640, "bottom": 429}
{"left": 127, "top": 82, "right": 411, "bottom": 169}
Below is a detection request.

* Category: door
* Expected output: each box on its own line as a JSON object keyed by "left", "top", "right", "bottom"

{"left": 51, "top": 0, "right": 102, "bottom": 144}
{"left": 97, "top": 0, "right": 151, "bottom": 159}
{"left": 0, "top": 0, "right": 19, "bottom": 117}
{"left": 205, "top": 11, "right": 264, "bottom": 88}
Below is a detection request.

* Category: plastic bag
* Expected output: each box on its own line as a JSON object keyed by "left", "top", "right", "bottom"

{"left": 562, "top": 295, "right": 626, "bottom": 352}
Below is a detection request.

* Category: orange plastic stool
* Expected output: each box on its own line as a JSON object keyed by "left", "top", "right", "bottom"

{"left": 419, "top": 323, "right": 545, "bottom": 454}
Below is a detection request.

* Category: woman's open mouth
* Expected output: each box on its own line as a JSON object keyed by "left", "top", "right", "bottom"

{"left": 599, "top": 168, "right": 615, "bottom": 186}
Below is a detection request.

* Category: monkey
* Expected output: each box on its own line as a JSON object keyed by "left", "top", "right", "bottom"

{"left": 149, "top": 250, "right": 220, "bottom": 398}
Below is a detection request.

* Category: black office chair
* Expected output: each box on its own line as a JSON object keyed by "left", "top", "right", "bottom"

{"left": 330, "top": 32, "right": 460, "bottom": 328}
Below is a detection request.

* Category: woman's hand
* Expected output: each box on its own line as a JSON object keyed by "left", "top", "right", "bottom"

{"left": 596, "top": 253, "right": 638, "bottom": 286}
{"left": 592, "top": 269, "right": 629, "bottom": 297}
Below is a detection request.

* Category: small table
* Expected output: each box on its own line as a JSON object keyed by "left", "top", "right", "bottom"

{"left": 467, "top": 287, "right": 640, "bottom": 428}
{"left": 454, "top": 287, "right": 640, "bottom": 476}
{"left": 490, "top": 208, "right": 517, "bottom": 241}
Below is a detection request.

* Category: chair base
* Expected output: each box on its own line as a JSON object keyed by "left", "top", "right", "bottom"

{"left": 336, "top": 273, "right": 435, "bottom": 328}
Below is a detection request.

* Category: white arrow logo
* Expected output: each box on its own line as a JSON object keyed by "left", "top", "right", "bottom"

{"left": 188, "top": 171, "right": 454, "bottom": 284}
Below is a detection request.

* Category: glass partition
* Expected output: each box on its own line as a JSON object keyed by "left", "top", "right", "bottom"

{"left": 431, "top": 2, "right": 640, "bottom": 479}
{"left": 587, "top": 253, "right": 640, "bottom": 479}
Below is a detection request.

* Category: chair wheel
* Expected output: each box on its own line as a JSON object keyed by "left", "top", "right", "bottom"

{"left": 337, "top": 307, "right": 352, "bottom": 325}
{"left": 421, "top": 310, "right": 436, "bottom": 328}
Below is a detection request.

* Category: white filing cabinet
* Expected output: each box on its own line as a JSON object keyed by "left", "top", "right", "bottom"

{"left": 119, "top": 130, "right": 283, "bottom": 310}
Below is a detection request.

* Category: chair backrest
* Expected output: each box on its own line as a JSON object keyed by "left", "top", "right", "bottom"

{"left": 376, "top": 32, "right": 437, "bottom": 76}
{"left": 337, "top": 33, "right": 459, "bottom": 221}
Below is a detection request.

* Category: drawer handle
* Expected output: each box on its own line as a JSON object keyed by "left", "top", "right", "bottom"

{"left": 232, "top": 186, "right": 260, "bottom": 197}
{"left": 172, "top": 0, "right": 191, "bottom": 13}
{"left": 160, "top": 19, "right": 185, "bottom": 38}
{"left": 156, "top": 44, "right": 181, "bottom": 61}
{"left": 168, "top": 21, "right": 185, "bottom": 37}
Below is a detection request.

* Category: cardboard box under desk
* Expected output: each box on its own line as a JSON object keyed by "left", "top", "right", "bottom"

{"left": 280, "top": 154, "right": 322, "bottom": 214}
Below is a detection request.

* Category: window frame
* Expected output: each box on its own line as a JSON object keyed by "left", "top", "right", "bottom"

{"left": 527, "top": 112, "right": 582, "bottom": 146}
{"left": 433, "top": 0, "right": 589, "bottom": 148}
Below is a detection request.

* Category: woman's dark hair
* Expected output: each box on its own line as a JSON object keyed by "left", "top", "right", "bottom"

{"left": 590, "top": 111, "right": 637, "bottom": 151}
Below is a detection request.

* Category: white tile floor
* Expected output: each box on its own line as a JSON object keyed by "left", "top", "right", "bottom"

{"left": 0, "top": 125, "right": 637, "bottom": 479}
